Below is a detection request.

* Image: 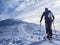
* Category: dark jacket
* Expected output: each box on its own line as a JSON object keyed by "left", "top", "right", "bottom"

{"left": 40, "top": 10, "right": 55, "bottom": 23}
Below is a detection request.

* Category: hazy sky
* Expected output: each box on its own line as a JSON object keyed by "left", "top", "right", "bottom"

{"left": 0, "top": 0, "right": 60, "bottom": 30}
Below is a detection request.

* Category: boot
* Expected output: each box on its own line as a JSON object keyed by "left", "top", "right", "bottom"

{"left": 47, "top": 33, "right": 51, "bottom": 40}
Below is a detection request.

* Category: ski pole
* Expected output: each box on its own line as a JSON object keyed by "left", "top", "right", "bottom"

{"left": 38, "top": 22, "right": 41, "bottom": 39}
{"left": 53, "top": 21, "right": 57, "bottom": 37}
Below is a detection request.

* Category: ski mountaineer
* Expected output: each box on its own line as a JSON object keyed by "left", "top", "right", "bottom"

{"left": 40, "top": 8, "right": 55, "bottom": 40}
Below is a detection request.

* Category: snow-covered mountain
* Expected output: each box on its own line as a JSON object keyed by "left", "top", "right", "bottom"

{"left": 0, "top": 19, "right": 60, "bottom": 45}
{"left": 0, "top": 19, "right": 44, "bottom": 45}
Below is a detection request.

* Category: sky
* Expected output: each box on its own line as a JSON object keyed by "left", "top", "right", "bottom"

{"left": 0, "top": 0, "right": 60, "bottom": 30}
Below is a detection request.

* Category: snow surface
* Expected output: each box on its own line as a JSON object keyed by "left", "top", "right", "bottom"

{"left": 0, "top": 19, "right": 60, "bottom": 45}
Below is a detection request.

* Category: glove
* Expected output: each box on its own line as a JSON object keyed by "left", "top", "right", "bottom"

{"left": 51, "top": 20, "right": 54, "bottom": 22}
{"left": 40, "top": 20, "right": 42, "bottom": 22}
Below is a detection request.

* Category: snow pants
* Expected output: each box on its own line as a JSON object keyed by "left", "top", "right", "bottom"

{"left": 45, "top": 21, "right": 52, "bottom": 38}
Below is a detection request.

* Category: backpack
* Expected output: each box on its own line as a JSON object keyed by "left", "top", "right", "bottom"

{"left": 47, "top": 12, "right": 53, "bottom": 19}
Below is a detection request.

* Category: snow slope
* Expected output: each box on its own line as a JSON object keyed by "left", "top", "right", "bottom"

{"left": 0, "top": 19, "right": 60, "bottom": 45}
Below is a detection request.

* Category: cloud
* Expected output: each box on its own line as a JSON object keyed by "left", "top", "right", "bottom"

{"left": 0, "top": 0, "right": 19, "bottom": 14}
{"left": 54, "top": 0, "right": 60, "bottom": 7}
{"left": 7, "top": 0, "right": 19, "bottom": 8}
{"left": 15, "top": 3, "right": 26, "bottom": 13}
{"left": 0, "top": 14, "right": 11, "bottom": 21}
{"left": 14, "top": 0, "right": 40, "bottom": 14}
